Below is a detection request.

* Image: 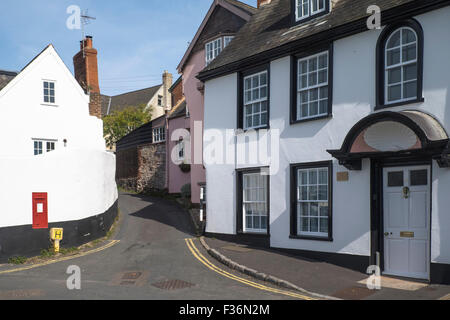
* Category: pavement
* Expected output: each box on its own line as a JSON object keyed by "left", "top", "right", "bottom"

{"left": 201, "top": 237, "right": 450, "bottom": 300}
{"left": 0, "top": 193, "right": 311, "bottom": 300}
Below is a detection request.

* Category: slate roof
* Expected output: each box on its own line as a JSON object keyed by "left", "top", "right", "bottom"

{"left": 225, "top": 0, "right": 258, "bottom": 15}
{"left": 200, "top": 0, "right": 435, "bottom": 78}
{"left": 0, "top": 70, "right": 18, "bottom": 91}
{"left": 101, "top": 84, "right": 162, "bottom": 117}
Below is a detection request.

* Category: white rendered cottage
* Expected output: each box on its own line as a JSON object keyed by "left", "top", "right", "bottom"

{"left": 199, "top": 0, "right": 450, "bottom": 284}
{"left": 0, "top": 43, "right": 118, "bottom": 261}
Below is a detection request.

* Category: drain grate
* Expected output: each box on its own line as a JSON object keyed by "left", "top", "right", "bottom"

{"left": 152, "top": 279, "right": 195, "bottom": 291}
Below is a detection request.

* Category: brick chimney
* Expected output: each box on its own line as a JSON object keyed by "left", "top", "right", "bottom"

{"left": 257, "top": 0, "right": 271, "bottom": 8}
{"left": 162, "top": 70, "right": 173, "bottom": 111}
{"left": 73, "top": 36, "right": 102, "bottom": 119}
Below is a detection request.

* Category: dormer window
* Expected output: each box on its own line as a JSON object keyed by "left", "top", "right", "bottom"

{"left": 205, "top": 36, "right": 235, "bottom": 66}
{"left": 294, "top": 0, "right": 329, "bottom": 23}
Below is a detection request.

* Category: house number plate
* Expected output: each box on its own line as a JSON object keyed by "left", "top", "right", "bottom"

{"left": 400, "top": 231, "right": 415, "bottom": 238}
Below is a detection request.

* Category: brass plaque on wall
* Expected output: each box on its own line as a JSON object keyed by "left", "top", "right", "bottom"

{"left": 337, "top": 172, "right": 349, "bottom": 182}
{"left": 400, "top": 232, "right": 415, "bottom": 238}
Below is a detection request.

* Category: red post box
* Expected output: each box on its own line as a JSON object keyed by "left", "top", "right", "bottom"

{"left": 32, "top": 193, "right": 48, "bottom": 229}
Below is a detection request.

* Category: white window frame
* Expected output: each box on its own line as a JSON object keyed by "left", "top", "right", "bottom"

{"left": 33, "top": 139, "right": 57, "bottom": 156}
{"left": 295, "top": 0, "right": 327, "bottom": 22}
{"left": 243, "top": 70, "right": 269, "bottom": 130}
{"left": 153, "top": 127, "right": 166, "bottom": 143}
{"left": 43, "top": 80, "right": 56, "bottom": 105}
{"left": 242, "top": 172, "right": 268, "bottom": 234}
{"left": 297, "top": 167, "right": 329, "bottom": 238}
{"left": 384, "top": 27, "right": 418, "bottom": 105}
{"left": 224, "top": 36, "right": 234, "bottom": 48}
{"left": 205, "top": 38, "right": 222, "bottom": 66}
{"left": 297, "top": 51, "right": 329, "bottom": 121}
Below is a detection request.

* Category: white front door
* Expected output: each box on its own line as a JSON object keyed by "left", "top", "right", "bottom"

{"left": 383, "top": 165, "right": 430, "bottom": 280}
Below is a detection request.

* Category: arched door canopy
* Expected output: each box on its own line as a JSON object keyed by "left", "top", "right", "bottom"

{"left": 327, "top": 111, "right": 450, "bottom": 170}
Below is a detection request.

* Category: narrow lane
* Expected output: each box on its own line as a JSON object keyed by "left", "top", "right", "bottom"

{"left": 0, "top": 193, "right": 301, "bottom": 300}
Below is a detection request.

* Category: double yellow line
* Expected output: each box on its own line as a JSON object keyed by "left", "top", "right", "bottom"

{"left": 0, "top": 240, "right": 120, "bottom": 275}
{"left": 185, "top": 238, "right": 317, "bottom": 300}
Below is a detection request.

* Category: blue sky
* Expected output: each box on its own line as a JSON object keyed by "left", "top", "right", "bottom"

{"left": 0, "top": 0, "right": 256, "bottom": 96}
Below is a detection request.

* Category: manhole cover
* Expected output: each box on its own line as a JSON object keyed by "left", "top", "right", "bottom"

{"left": 110, "top": 271, "right": 149, "bottom": 287}
{"left": 152, "top": 279, "right": 195, "bottom": 291}
{"left": 122, "top": 272, "right": 142, "bottom": 280}
{"left": 332, "top": 286, "right": 376, "bottom": 300}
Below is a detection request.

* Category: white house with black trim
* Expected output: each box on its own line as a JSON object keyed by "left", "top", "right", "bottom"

{"left": 199, "top": 0, "right": 450, "bottom": 284}
{"left": 0, "top": 43, "right": 118, "bottom": 261}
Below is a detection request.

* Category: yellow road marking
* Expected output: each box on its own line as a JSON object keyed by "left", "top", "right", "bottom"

{"left": 0, "top": 240, "right": 120, "bottom": 275}
{"left": 185, "top": 238, "right": 317, "bottom": 300}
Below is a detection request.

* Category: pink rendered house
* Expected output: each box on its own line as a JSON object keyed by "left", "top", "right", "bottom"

{"left": 168, "top": 0, "right": 256, "bottom": 204}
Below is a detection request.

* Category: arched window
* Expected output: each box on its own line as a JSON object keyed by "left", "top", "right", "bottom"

{"left": 376, "top": 20, "right": 424, "bottom": 109}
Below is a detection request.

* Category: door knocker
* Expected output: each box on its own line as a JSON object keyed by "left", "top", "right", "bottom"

{"left": 403, "top": 187, "right": 410, "bottom": 199}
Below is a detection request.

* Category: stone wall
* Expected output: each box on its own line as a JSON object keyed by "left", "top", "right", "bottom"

{"left": 116, "top": 142, "right": 166, "bottom": 193}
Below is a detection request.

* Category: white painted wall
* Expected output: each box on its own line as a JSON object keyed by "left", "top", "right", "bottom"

{"left": 0, "top": 45, "right": 118, "bottom": 228}
{"left": 204, "top": 7, "right": 450, "bottom": 260}
{"left": 0, "top": 149, "right": 118, "bottom": 228}
{"left": 0, "top": 46, "right": 105, "bottom": 156}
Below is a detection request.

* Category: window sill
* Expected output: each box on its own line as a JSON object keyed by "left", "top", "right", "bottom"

{"left": 374, "top": 97, "right": 425, "bottom": 111}
{"left": 290, "top": 235, "right": 333, "bottom": 242}
{"left": 290, "top": 114, "right": 332, "bottom": 125}
{"left": 237, "top": 125, "right": 270, "bottom": 133}
{"left": 41, "top": 103, "right": 59, "bottom": 107}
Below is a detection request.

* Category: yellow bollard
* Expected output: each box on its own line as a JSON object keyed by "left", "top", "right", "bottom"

{"left": 50, "top": 228, "right": 64, "bottom": 253}
{"left": 54, "top": 239, "right": 60, "bottom": 253}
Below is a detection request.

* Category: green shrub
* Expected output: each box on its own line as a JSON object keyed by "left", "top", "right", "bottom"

{"left": 8, "top": 256, "right": 27, "bottom": 265}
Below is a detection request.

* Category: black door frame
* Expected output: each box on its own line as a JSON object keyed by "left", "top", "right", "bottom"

{"left": 370, "top": 156, "right": 432, "bottom": 274}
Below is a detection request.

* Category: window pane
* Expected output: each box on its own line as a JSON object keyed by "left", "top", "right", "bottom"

{"left": 319, "top": 100, "right": 328, "bottom": 114}
{"left": 245, "top": 78, "right": 251, "bottom": 90}
{"left": 310, "top": 203, "right": 319, "bottom": 217}
{"left": 300, "top": 218, "right": 309, "bottom": 232}
{"left": 402, "top": 29, "right": 416, "bottom": 44}
{"left": 299, "top": 202, "right": 308, "bottom": 217}
{"left": 309, "top": 186, "right": 318, "bottom": 200}
{"left": 308, "top": 72, "right": 317, "bottom": 86}
{"left": 310, "top": 218, "right": 319, "bottom": 232}
{"left": 260, "top": 73, "right": 267, "bottom": 85}
{"left": 310, "top": 101, "right": 318, "bottom": 116}
{"left": 404, "top": 81, "right": 417, "bottom": 99}
{"left": 319, "top": 87, "right": 328, "bottom": 99}
{"left": 410, "top": 170, "right": 428, "bottom": 186}
{"left": 299, "top": 61, "right": 307, "bottom": 74}
{"left": 403, "top": 64, "right": 417, "bottom": 81}
{"left": 387, "top": 49, "right": 400, "bottom": 66}
{"left": 388, "top": 85, "right": 402, "bottom": 101}
{"left": 388, "top": 171, "right": 404, "bottom": 187}
{"left": 319, "top": 185, "right": 328, "bottom": 201}
{"left": 318, "top": 53, "right": 327, "bottom": 68}
{"left": 387, "top": 30, "right": 401, "bottom": 48}
{"left": 388, "top": 67, "right": 401, "bottom": 84}
{"left": 402, "top": 44, "right": 416, "bottom": 62}
{"left": 300, "top": 171, "right": 308, "bottom": 185}
{"left": 320, "top": 218, "right": 329, "bottom": 233}
{"left": 308, "top": 58, "right": 317, "bottom": 72}
{"left": 319, "top": 204, "right": 328, "bottom": 217}
{"left": 309, "top": 170, "right": 318, "bottom": 184}
{"left": 299, "top": 186, "right": 308, "bottom": 200}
